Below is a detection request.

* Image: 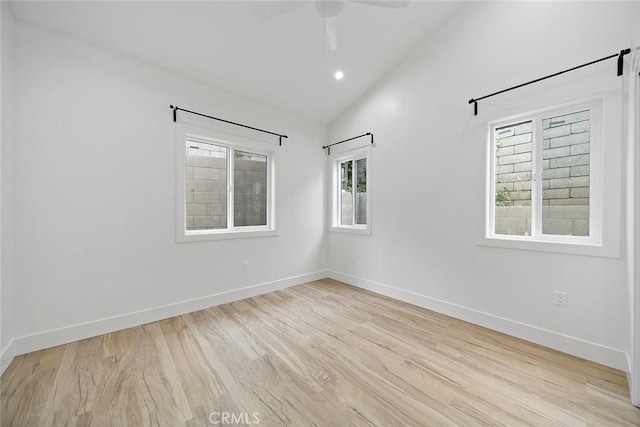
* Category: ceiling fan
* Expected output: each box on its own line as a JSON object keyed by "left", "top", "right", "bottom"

{"left": 263, "top": 0, "right": 410, "bottom": 51}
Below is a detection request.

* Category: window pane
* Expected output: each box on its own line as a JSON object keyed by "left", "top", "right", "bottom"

{"left": 185, "top": 141, "right": 227, "bottom": 230}
{"left": 355, "top": 158, "right": 366, "bottom": 225}
{"left": 494, "top": 121, "right": 533, "bottom": 236}
{"left": 234, "top": 150, "right": 267, "bottom": 227}
{"left": 541, "top": 110, "right": 589, "bottom": 236}
{"left": 340, "top": 160, "right": 353, "bottom": 226}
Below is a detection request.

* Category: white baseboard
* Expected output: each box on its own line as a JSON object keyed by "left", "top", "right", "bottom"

{"left": 4, "top": 269, "right": 629, "bottom": 377}
{"left": 2, "top": 270, "right": 328, "bottom": 375}
{"left": 1, "top": 338, "right": 16, "bottom": 375}
{"left": 328, "top": 270, "right": 629, "bottom": 372}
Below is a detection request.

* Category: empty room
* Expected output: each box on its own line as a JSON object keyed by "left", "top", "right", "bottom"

{"left": 1, "top": 0, "right": 640, "bottom": 425}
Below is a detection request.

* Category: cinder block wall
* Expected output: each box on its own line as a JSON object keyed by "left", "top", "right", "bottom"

{"left": 495, "top": 110, "right": 590, "bottom": 236}
{"left": 234, "top": 158, "right": 267, "bottom": 227}
{"left": 185, "top": 148, "right": 267, "bottom": 230}
{"left": 186, "top": 151, "right": 228, "bottom": 230}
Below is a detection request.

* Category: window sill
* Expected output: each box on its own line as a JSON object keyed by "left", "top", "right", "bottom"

{"left": 479, "top": 235, "right": 619, "bottom": 258}
{"left": 177, "top": 228, "right": 278, "bottom": 243}
{"left": 330, "top": 225, "right": 371, "bottom": 235}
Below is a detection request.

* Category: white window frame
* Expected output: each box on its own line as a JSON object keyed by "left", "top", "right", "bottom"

{"left": 483, "top": 95, "right": 622, "bottom": 257}
{"left": 329, "top": 146, "right": 371, "bottom": 235}
{"left": 175, "top": 124, "right": 277, "bottom": 242}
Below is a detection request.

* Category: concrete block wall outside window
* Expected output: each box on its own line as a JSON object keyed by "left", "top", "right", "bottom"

{"left": 495, "top": 110, "right": 590, "bottom": 237}
{"left": 488, "top": 99, "right": 602, "bottom": 248}
{"left": 186, "top": 145, "right": 267, "bottom": 230}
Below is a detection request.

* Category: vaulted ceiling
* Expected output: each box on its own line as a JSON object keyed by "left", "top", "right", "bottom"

{"left": 9, "top": 1, "right": 462, "bottom": 124}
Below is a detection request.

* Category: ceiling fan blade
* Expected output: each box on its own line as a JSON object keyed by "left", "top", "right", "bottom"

{"left": 324, "top": 17, "right": 338, "bottom": 51}
{"left": 349, "top": 0, "right": 410, "bottom": 8}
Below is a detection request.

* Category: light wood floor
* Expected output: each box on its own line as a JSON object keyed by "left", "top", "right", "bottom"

{"left": 2, "top": 279, "right": 639, "bottom": 426}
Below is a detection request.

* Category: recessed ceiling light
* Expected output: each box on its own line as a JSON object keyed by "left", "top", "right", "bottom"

{"left": 334, "top": 70, "right": 344, "bottom": 80}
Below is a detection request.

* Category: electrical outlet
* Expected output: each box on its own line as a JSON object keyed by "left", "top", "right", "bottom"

{"left": 242, "top": 260, "right": 248, "bottom": 271}
{"left": 554, "top": 291, "right": 567, "bottom": 307}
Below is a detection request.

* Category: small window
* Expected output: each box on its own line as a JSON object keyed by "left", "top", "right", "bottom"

{"left": 487, "top": 100, "right": 601, "bottom": 246}
{"left": 331, "top": 148, "right": 371, "bottom": 234}
{"left": 176, "top": 126, "right": 276, "bottom": 242}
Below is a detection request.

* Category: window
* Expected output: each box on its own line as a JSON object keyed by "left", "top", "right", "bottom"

{"left": 487, "top": 99, "right": 602, "bottom": 247}
{"left": 330, "top": 148, "right": 371, "bottom": 234}
{"left": 176, "top": 126, "right": 276, "bottom": 242}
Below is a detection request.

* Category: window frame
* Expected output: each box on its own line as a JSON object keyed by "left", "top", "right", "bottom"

{"left": 175, "top": 124, "right": 277, "bottom": 242}
{"left": 483, "top": 96, "right": 621, "bottom": 257}
{"left": 329, "top": 146, "right": 371, "bottom": 235}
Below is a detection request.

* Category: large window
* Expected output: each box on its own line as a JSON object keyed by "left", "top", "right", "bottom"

{"left": 487, "top": 100, "right": 602, "bottom": 246}
{"left": 330, "top": 148, "right": 371, "bottom": 234}
{"left": 176, "top": 127, "right": 276, "bottom": 242}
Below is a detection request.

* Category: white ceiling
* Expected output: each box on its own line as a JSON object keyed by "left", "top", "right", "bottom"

{"left": 9, "top": 1, "right": 463, "bottom": 124}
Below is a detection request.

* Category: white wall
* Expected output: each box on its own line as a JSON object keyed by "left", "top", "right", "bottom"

{"left": 4, "top": 1, "right": 638, "bottom": 380}
{"left": 9, "top": 21, "right": 327, "bottom": 356}
{"left": 328, "top": 1, "right": 638, "bottom": 370}
{"left": 630, "top": 3, "right": 640, "bottom": 405}
{"left": 0, "top": 1, "right": 15, "bottom": 372}
{"left": 630, "top": 51, "right": 640, "bottom": 405}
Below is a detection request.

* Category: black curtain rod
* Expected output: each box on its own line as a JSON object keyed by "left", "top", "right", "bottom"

{"left": 170, "top": 105, "right": 288, "bottom": 146}
{"left": 322, "top": 132, "right": 373, "bottom": 155}
{"left": 468, "top": 48, "right": 631, "bottom": 116}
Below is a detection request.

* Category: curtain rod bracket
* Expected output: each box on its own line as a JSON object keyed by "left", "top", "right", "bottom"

{"left": 170, "top": 105, "right": 177, "bottom": 122}
{"left": 468, "top": 99, "right": 478, "bottom": 116}
{"left": 618, "top": 48, "right": 631, "bottom": 76}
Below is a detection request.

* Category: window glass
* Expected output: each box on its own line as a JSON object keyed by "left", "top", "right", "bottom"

{"left": 234, "top": 150, "right": 267, "bottom": 227}
{"left": 494, "top": 121, "right": 533, "bottom": 236}
{"left": 185, "top": 141, "right": 228, "bottom": 230}
{"left": 340, "top": 160, "right": 353, "bottom": 226}
{"left": 489, "top": 103, "right": 597, "bottom": 244}
{"left": 541, "top": 110, "right": 590, "bottom": 236}
{"left": 177, "top": 127, "right": 276, "bottom": 242}
{"left": 355, "top": 158, "right": 367, "bottom": 225}
{"left": 331, "top": 148, "right": 371, "bottom": 234}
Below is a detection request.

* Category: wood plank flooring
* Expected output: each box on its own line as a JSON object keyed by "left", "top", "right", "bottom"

{"left": 2, "top": 279, "right": 639, "bottom": 426}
